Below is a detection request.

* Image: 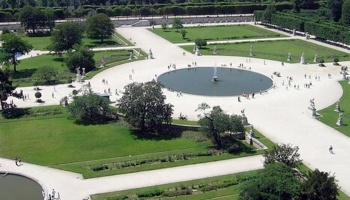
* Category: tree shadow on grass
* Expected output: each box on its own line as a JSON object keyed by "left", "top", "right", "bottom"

{"left": 11, "top": 68, "right": 37, "bottom": 79}
{"left": 86, "top": 40, "right": 118, "bottom": 48}
{"left": 52, "top": 57, "right": 64, "bottom": 62}
{"left": 130, "top": 124, "right": 190, "bottom": 141}
{"left": 1, "top": 108, "right": 30, "bottom": 119}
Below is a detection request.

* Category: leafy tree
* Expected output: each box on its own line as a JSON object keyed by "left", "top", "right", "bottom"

{"left": 118, "top": 81, "right": 173, "bottom": 133}
{"left": 172, "top": 18, "right": 183, "bottom": 32}
{"left": 300, "top": 169, "right": 339, "bottom": 200}
{"left": 161, "top": 22, "right": 167, "bottom": 31}
{"left": 262, "top": 5, "right": 276, "bottom": 23}
{"left": 197, "top": 103, "right": 244, "bottom": 149}
{"left": 85, "top": 13, "right": 114, "bottom": 43}
{"left": 0, "top": 32, "right": 33, "bottom": 72}
{"left": 68, "top": 93, "right": 116, "bottom": 124}
{"left": 49, "top": 22, "right": 83, "bottom": 54}
{"left": 34, "top": 65, "right": 58, "bottom": 84}
{"left": 263, "top": 143, "right": 302, "bottom": 167}
{"left": 342, "top": 0, "right": 350, "bottom": 25}
{"left": 18, "top": 6, "right": 54, "bottom": 34}
{"left": 240, "top": 162, "right": 301, "bottom": 200}
{"left": 0, "top": 69, "right": 22, "bottom": 110}
{"left": 180, "top": 29, "right": 187, "bottom": 39}
{"left": 327, "top": 0, "right": 343, "bottom": 22}
{"left": 194, "top": 38, "right": 207, "bottom": 49}
{"left": 65, "top": 45, "right": 95, "bottom": 73}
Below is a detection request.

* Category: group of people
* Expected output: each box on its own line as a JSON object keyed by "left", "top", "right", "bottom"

{"left": 48, "top": 188, "right": 60, "bottom": 200}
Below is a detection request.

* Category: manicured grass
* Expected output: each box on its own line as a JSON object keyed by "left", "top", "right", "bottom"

{"left": 172, "top": 119, "right": 200, "bottom": 126}
{"left": 182, "top": 39, "right": 350, "bottom": 63}
{"left": 11, "top": 50, "right": 136, "bottom": 87}
{"left": 319, "top": 81, "right": 350, "bottom": 137}
{"left": 21, "top": 35, "right": 51, "bottom": 50}
{"left": 151, "top": 24, "right": 286, "bottom": 43}
{"left": 20, "top": 32, "right": 131, "bottom": 50}
{"left": 0, "top": 105, "right": 273, "bottom": 178}
{"left": 0, "top": 115, "right": 207, "bottom": 166}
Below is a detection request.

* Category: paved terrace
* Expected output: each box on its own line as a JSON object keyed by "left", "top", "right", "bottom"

{"left": 1, "top": 23, "right": 350, "bottom": 199}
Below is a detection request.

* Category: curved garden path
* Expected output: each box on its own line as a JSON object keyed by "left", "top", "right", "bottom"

{"left": 2, "top": 22, "right": 350, "bottom": 199}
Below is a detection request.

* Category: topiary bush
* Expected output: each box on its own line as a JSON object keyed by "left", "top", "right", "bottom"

{"left": 35, "top": 91, "right": 42, "bottom": 102}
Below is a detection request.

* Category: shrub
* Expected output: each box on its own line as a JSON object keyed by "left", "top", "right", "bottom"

{"left": 227, "top": 144, "right": 242, "bottom": 154}
{"left": 92, "top": 165, "right": 108, "bottom": 171}
{"left": 35, "top": 91, "right": 42, "bottom": 99}
{"left": 72, "top": 90, "right": 78, "bottom": 96}
{"left": 195, "top": 38, "right": 207, "bottom": 49}
{"left": 137, "top": 189, "right": 164, "bottom": 198}
{"left": 334, "top": 57, "right": 339, "bottom": 63}
{"left": 106, "top": 195, "right": 128, "bottom": 200}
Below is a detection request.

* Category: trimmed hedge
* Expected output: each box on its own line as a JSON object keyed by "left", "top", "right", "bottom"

{"left": 261, "top": 12, "right": 350, "bottom": 45}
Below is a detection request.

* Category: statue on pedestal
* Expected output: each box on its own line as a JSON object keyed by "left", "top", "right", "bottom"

{"left": 148, "top": 49, "right": 153, "bottom": 59}
{"left": 287, "top": 53, "right": 291, "bottom": 61}
{"left": 300, "top": 53, "right": 306, "bottom": 64}
{"left": 249, "top": 45, "right": 254, "bottom": 57}
{"left": 336, "top": 113, "right": 343, "bottom": 126}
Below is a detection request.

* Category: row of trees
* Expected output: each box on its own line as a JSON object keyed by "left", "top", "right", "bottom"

{"left": 256, "top": 4, "right": 350, "bottom": 44}
{"left": 0, "top": 2, "right": 293, "bottom": 21}
{"left": 18, "top": 5, "right": 55, "bottom": 33}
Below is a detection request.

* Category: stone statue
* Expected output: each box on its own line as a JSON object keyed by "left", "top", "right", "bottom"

{"left": 249, "top": 45, "right": 254, "bottom": 57}
{"left": 287, "top": 53, "right": 291, "bottom": 61}
{"left": 76, "top": 67, "right": 80, "bottom": 74}
{"left": 129, "top": 51, "right": 133, "bottom": 60}
{"left": 241, "top": 109, "right": 249, "bottom": 125}
{"left": 148, "top": 49, "right": 153, "bottom": 59}
{"left": 300, "top": 53, "right": 306, "bottom": 64}
{"left": 100, "top": 57, "right": 106, "bottom": 67}
{"left": 195, "top": 46, "right": 201, "bottom": 56}
{"left": 336, "top": 113, "right": 343, "bottom": 126}
{"left": 308, "top": 98, "right": 317, "bottom": 118}
{"left": 213, "top": 46, "right": 217, "bottom": 55}
{"left": 82, "top": 68, "right": 86, "bottom": 76}
{"left": 334, "top": 101, "right": 340, "bottom": 112}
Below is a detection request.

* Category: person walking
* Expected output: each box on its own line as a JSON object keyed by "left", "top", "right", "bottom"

{"left": 329, "top": 145, "right": 333, "bottom": 154}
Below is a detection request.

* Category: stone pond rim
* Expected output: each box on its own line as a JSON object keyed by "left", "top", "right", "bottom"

{"left": 157, "top": 67, "right": 273, "bottom": 97}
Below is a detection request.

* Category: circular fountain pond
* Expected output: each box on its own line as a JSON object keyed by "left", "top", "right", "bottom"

{"left": 0, "top": 173, "right": 43, "bottom": 200}
{"left": 157, "top": 67, "right": 273, "bottom": 96}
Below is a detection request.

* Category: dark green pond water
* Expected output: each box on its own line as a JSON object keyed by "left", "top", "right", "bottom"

{"left": 157, "top": 67, "right": 273, "bottom": 96}
{"left": 0, "top": 173, "right": 43, "bottom": 200}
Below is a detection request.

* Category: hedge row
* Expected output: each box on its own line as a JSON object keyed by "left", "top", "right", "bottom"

{"left": 0, "top": 3, "right": 292, "bottom": 21}
{"left": 255, "top": 11, "right": 350, "bottom": 45}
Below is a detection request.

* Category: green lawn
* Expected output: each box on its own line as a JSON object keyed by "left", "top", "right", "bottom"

{"left": 151, "top": 24, "right": 286, "bottom": 43}
{"left": 0, "top": 105, "right": 273, "bottom": 178}
{"left": 182, "top": 39, "right": 350, "bottom": 63}
{"left": 319, "top": 81, "right": 350, "bottom": 137}
{"left": 20, "top": 32, "right": 131, "bottom": 50}
{"left": 11, "top": 50, "right": 136, "bottom": 87}
{"left": 0, "top": 115, "right": 207, "bottom": 166}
